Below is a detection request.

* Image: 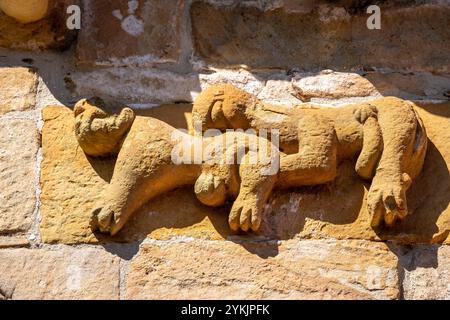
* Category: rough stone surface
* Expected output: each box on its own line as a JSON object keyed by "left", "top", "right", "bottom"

{"left": 199, "top": 69, "right": 265, "bottom": 96}
{"left": 125, "top": 239, "right": 399, "bottom": 299}
{"left": 40, "top": 106, "right": 115, "bottom": 243}
{"left": 0, "top": 235, "right": 29, "bottom": 248}
{"left": 191, "top": 2, "right": 450, "bottom": 72}
{"left": 0, "top": 247, "right": 120, "bottom": 299}
{"left": 292, "top": 71, "right": 379, "bottom": 101}
{"left": 0, "top": 1, "right": 77, "bottom": 51}
{"left": 257, "top": 76, "right": 302, "bottom": 106}
{"left": 400, "top": 244, "right": 450, "bottom": 300}
{"left": 77, "top": 0, "right": 185, "bottom": 66}
{"left": 70, "top": 68, "right": 200, "bottom": 104}
{"left": 0, "top": 67, "right": 38, "bottom": 114}
{"left": 298, "top": 71, "right": 450, "bottom": 105}
{"left": 0, "top": 118, "right": 38, "bottom": 234}
{"left": 364, "top": 72, "right": 450, "bottom": 101}
{"left": 69, "top": 66, "right": 450, "bottom": 106}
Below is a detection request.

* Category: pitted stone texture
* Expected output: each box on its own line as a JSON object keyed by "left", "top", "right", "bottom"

{"left": 364, "top": 72, "right": 450, "bottom": 101}
{"left": 191, "top": 3, "right": 450, "bottom": 72}
{"left": 199, "top": 69, "right": 265, "bottom": 96}
{"left": 0, "top": 0, "right": 77, "bottom": 51}
{"left": 0, "top": 67, "right": 38, "bottom": 114}
{"left": 199, "top": 69, "right": 303, "bottom": 106}
{"left": 125, "top": 239, "right": 399, "bottom": 299}
{"left": 0, "top": 118, "right": 38, "bottom": 234}
{"left": 292, "top": 71, "right": 379, "bottom": 101}
{"left": 0, "top": 247, "right": 120, "bottom": 299}
{"left": 292, "top": 71, "right": 450, "bottom": 104}
{"left": 400, "top": 244, "right": 450, "bottom": 300}
{"left": 40, "top": 106, "right": 115, "bottom": 243}
{"left": 70, "top": 68, "right": 200, "bottom": 105}
{"left": 0, "top": 235, "right": 29, "bottom": 248}
{"left": 257, "top": 77, "right": 302, "bottom": 106}
{"left": 77, "top": 0, "right": 185, "bottom": 66}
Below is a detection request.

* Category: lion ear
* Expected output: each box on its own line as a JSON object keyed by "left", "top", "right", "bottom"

{"left": 74, "top": 99, "right": 87, "bottom": 117}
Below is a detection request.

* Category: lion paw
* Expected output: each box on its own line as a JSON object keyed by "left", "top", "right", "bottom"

{"left": 367, "top": 173, "right": 412, "bottom": 227}
{"left": 228, "top": 194, "right": 263, "bottom": 232}
{"left": 354, "top": 104, "right": 377, "bottom": 124}
{"left": 90, "top": 206, "right": 124, "bottom": 235}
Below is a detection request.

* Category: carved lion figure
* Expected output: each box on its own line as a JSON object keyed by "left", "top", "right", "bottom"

{"left": 74, "top": 84, "right": 427, "bottom": 235}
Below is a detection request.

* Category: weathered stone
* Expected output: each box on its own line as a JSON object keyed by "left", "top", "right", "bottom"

{"left": 70, "top": 68, "right": 200, "bottom": 104}
{"left": 191, "top": 2, "right": 450, "bottom": 72}
{"left": 199, "top": 69, "right": 303, "bottom": 105}
{"left": 0, "top": 67, "right": 38, "bottom": 114}
{"left": 0, "top": 235, "right": 29, "bottom": 248}
{"left": 364, "top": 72, "right": 450, "bottom": 101}
{"left": 0, "top": 247, "right": 120, "bottom": 299}
{"left": 125, "top": 239, "right": 399, "bottom": 299}
{"left": 292, "top": 71, "right": 379, "bottom": 101}
{"left": 77, "top": 0, "right": 185, "bottom": 66}
{"left": 292, "top": 71, "right": 450, "bottom": 104}
{"left": 257, "top": 77, "right": 302, "bottom": 106}
{"left": 199, "top": 69, "right": 265, "bottom": 96}
{"left": 70, "top": 68, "right": 300, "bottom": 105}
{"left": 40, "top": 106, "right": 114, "bottom": 243}
{"left": 0, "top": 1, "right": 77, "bottom": 51}
{"left": 400, "top": 244, "right": 450, "bottom": 300}
{"left": 0, "top": 118, "right": 38, "bottom": 234}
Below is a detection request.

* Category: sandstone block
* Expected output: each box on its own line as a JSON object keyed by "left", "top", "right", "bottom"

{"left": 0, "top": 235, "right": 29, "bottom": 248}
{"left": 0, "top": 67, "right": 38, "bottom": 115}
{"left": 77, "top": 0, "right": 185, "bottom": 66}
{"left": 292, "top": 71, "right": 378, "bottom": 101}
{"left": 125, "top": 239, "right": 400, "bottom": 299}
{"left": 0, "top": 247, "right": 120, "bottom": 299}
{"left": 400, "top": 244, "right": 450, "bottom": 300}
{"left": 0, "top": 118, "right": 38, "bottom": 234}
{"left": 70, "top": 68, "right": 199, "bottom": 104}
{"left": 191, "top": 2, "right": 450, "bottom": 72}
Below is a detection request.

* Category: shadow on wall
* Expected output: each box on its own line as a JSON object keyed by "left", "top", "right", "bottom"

{"left": 190, "top": 1, "right": 450, "bottom": 73}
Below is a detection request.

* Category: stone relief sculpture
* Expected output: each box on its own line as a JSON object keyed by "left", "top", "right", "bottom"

{"left": 74, "top": 84, "right": 427, "bottom": 236}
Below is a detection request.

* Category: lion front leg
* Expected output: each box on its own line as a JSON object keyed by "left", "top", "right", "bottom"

{"left": 367, "top": 97, "right": 427, "bottom": 227}
{"left": 228, "top": 152, "right": 278, "bottom": 232}
{"left": 91, "top": 163, "right": 200, "bottom": 236}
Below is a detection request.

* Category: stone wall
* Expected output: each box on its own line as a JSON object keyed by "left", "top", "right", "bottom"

{"left": 0, "top": 0, "right": 449, "bottom": 300}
